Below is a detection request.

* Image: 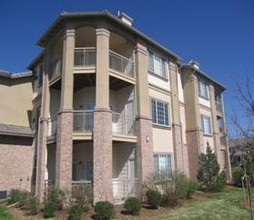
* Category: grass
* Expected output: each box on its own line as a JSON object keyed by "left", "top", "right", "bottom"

{"left": 158, "top": 187, "right": 251, "bottom": 220}
{"left": 0, "top": 205, "right": 15, "bottom": 220}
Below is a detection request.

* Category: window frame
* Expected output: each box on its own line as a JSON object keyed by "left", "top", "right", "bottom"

{"left": 198, "top": 79, "right": 209, "bottom": 100}
{"left": 154, "top": 153, "right": 172, "bottom": 177}
{"left": 201, "top": 114, "right": 212, "bottom": 135}
{"left": 148, "top": 50, "right": 168, "bottom": 79}
{"left": 151, "top": 98, "right": 170, "bottom": 126}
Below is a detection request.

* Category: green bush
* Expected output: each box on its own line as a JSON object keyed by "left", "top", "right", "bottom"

{"left": 197, "top": 144, "right": 226, "bottom": 192}
{"left": 232, "top": 166, "right": 243, "bottom": 186}
{"left": 19, "top": 190, "right": 30, "bottom": 208}
{"left": 68, "top": 204, "right": 83, "bottom": 220}
{"left": 25, "top": 194, "right": 39, "bottom": 215}
{"left": 8, "top": 189, "right": 23, "bottom": 205}
{"left": 44, "top": 186, "right": 65, "bottom": 210}
{"left": 43, "top": 202, "right": 57, "bottom": 218}
{"left": 72, "top": 184, "right": 93, "bottom": 205}
{"left": 185, "top": 179, "right": 198, "bottom": 199}
{"left": 94, "top": 201, "right": 115, "bottom": 220}
{"left": 124, "top": 197, "right": 141, "bottom": 216}
{"left": 146, "top": 189, "right": 161, "bottom": 209}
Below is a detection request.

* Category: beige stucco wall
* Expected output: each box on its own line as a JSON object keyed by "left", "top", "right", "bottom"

{"left": 149, "top": 88, "right": 174, "bottom": 155}
{"left": 0, "top": 77, "right": 33, "bottom": 126}
{"left": 199, "top": 96, "right": 211, "bottom": 108}
{"left": 179, "top": 105, "right": 187, "bottom": 144}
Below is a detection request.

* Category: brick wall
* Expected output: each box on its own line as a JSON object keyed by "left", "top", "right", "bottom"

{"left": 0, "top": 136, "right": 34, "bottom": 192}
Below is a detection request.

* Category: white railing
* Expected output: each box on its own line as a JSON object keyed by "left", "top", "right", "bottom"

{"left": 112, "top": 112, "right": 135, "bottom": 135}
{"left": 73, "top": 110, "right": 93, "bottom": 132}
{"left": 109, "top": 51, "right": 135, "bottom": 77}
{"left": 74, "top": 47, "right": 96, "bottom": 67}
{"left": 112, "top": 178, "right": 139, "bottom": 202}
{"left": 47, "top": 117, "right": 57, "bottom": 136}
{"left": 50, "top": 58, "right": 61, "bottom": 79}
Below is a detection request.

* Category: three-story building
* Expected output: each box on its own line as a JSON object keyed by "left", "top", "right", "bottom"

{"left": 0, "top": 11, "right": 231, "bottom": 202}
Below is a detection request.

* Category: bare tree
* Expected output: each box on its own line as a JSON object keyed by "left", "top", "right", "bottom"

{"left": 231, "top": 75, "right": 254, "bottom": 139}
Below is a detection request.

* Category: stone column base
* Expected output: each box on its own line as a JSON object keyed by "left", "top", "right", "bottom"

{"left": 136, "top": 116, "right": 153, "bottom": 196}
{"left": 93, "top": 108, "right": 113, "bottom": 202}
{"left": 186, "top": 129, "right": 202, "bottom": 179}
{"left": 36, "top": 118, "right": 48, "bottom": 202}
{"left": 55, "top": 110, "right": 73, "bottom": 192}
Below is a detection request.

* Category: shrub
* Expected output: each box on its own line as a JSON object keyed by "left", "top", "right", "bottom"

{"left": 68, "top": 204, "right": 83, "bottom": 220}
{"left": 94, "top": 201, "right": 115, "bottom": 220}
{"left": 124, "top": 197, "right": 141, "bottom": 216}
{"left": 43, "top": 202, "right": 57, "bottom": 218}
{"left": 8, "top": 189, "right": 22, "bottom": 205}
{"left": 146, "top": 189, "right": 161, "bottom": 209}
{"left": 185, "top": 179, "right": 198, "bottom": 199}
{"left": 232, "top": 166, "right": 243, "bottom": 186}
{"left": 72, "top": 184, "right": 93, "bottom": 205}
{"left": 19, "top": 190, "right": 30, "bottom": 208}
{"left": 25, "top": 194, "right": 39, "bottom": 215}
{"left": 197, "top": 144, "right": 226, "bottom": 192}
{"left": 44, "top": 186, "right": 65, "bottom": 210}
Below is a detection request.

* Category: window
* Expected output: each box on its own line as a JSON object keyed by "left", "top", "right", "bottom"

{"left": 151, "top": 99, "right": 169, "bottom": 126}
{"left": 148, "top": 51, "right": 167, "bottom": 78}
{"left": 199, "top": 79, "right": 209, "bottom": 99}
{"left": 201, "top": 115, "right": 212, "bottom": 135}
{"left": 154, "top": 154, "right": 172, "bottom": 176}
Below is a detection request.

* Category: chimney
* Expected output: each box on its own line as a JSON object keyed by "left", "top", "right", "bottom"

{"left": 188, "top": 59, "right": 200, "bottom": 70}
{"left": 117, "top": 11, "right": 133, "bottom": 26}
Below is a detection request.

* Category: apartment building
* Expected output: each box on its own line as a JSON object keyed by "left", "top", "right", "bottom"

{"left": 0, "top": 11, "right": 231, "bottom": 202}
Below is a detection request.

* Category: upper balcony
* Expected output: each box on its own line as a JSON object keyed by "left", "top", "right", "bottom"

{"left": 72, "top": 47, "right": 135, "bottom": 78}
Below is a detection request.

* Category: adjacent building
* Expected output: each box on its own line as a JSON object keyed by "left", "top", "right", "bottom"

{"left": 0, "top": 11, "right": 231, "bottom": 202}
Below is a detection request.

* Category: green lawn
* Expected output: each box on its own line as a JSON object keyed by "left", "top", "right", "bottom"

{"left": 0, "top": 205, "right": 15, "bottom": 220}
{"left": 158, "top": 187, "right": 251, "bottom": 220}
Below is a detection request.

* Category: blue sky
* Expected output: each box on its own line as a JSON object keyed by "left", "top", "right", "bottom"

{"left": 0, "top": 0, "right": 253, "bottom": 136}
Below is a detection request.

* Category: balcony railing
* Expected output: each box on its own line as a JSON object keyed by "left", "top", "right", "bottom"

{"left": 109, "top": 51, "right": 135, "bottom": 77}
{"left": 74, "top": 47, "right": 96, "bottom": 67}
{"left": 112, "top": 112, "right": 135, "bottom": 135}
{"left": 73, "top": 110, "right": 93, "bottom": 132}
{"left": 50, "top": 58, "right": 62, "bottom": 80}
{"left": 113, "top": 178, "right": 138, "bottom": 202}
{"left": 47, "top": 117, "right": 57, "bottom": 136}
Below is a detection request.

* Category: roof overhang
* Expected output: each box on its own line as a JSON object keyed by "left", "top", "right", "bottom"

{"left": 37, "top": 10, "right": 180, "bottom": 61}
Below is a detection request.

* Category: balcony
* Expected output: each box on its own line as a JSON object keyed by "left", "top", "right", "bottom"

{"left": 47, "top": 110, "right": 135, "bottom": 137}
{"left": 113, "top": 178, "right": 138, "bottom": 202}
{"left": 112, "top": 112, "right": 135, "bottom": 136}
{"left": 73, "top": 110, "right": 93, "bottom": 132}
{"left": 109, "top": 51, "right": 135, "bottom": 78}
{"left": 74, "top": 47, "right": 96, "bottom": 67}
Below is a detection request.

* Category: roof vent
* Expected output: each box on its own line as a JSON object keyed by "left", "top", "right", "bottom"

{"left": 117, "top": 11, "right": 133, "bottom": 26}
{"left": 188, "top": 59, "right": 200, "bottom": 70}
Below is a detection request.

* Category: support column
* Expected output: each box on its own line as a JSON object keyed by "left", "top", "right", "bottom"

{"left": 182, "top": 70, "right": 203, "bottom": 179}
{"left": 55, "top": 28, "right": 75, "bottom": 191}
{"left": 135, "top": 42, "right": 153, "bottom": 189}
{"left": 93, "top": 28, "right": 113, "bottom": 202}
{"left": 170, "top": 62, "right": 189, "bottom": 176}
{"left": 209, "top": 85, "right": 220, "bottom": 160}
{"left": 36, "top": 48, "right": 50, "bottom": 201}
